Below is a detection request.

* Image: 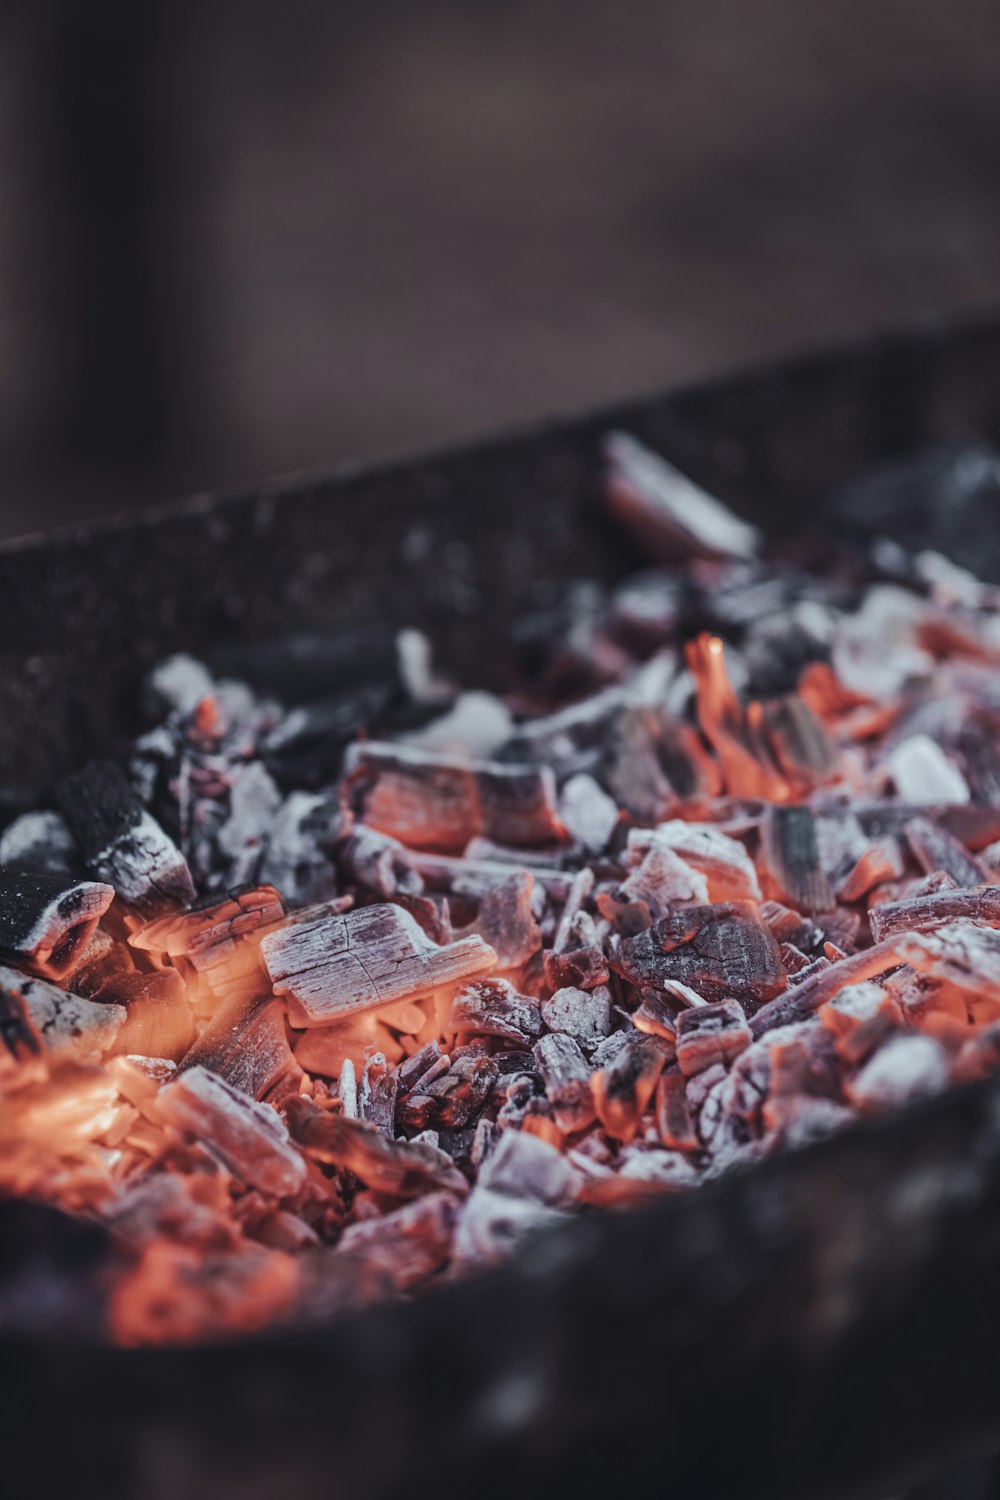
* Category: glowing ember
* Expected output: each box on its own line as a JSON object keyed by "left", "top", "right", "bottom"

{"left": 6, "top": 430, "right": 1000, "bottom": 1345}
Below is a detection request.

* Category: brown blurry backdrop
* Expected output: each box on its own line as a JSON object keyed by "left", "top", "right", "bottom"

{"left": 1, "top": 0, "right": 999, "bottom": 538}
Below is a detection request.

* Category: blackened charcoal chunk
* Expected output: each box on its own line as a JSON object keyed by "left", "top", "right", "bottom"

{"left": 58, "top": 761, "right": 194, "bottom": 913}
{"left": 262, "top": 683, "right": 395, "bottom": 790}
{"left": 511, "top": 581, "right": 626, "bottom": 697}
{"left": 0, "top": 811, "right": 79, "bottom": 877}
{"left": 610, "top": 901, "right": 785, "bottom": 1009}
{"left": 0, "top": 868, "right": 115, "bottom": 979}
{"left": 834, "top": 443, "right": 1000, "bottom": 578}
{"left": 591, "top": 1032, "right": 670, "bottom": 1142}
{"left": 761, "top": 806, "right": 835, "bottom": 914}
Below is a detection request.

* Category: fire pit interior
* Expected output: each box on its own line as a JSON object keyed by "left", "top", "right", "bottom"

{"left": 5, "top": 313, "right": 1000, "bottom": 1500}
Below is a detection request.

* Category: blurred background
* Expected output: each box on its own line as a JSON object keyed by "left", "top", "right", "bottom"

{"left": 1, "top": 0, "right": 999, "bottom": 539}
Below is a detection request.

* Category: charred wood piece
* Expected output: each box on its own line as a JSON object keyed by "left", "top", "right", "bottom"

{"left": 285, "top": 1096, "right": 467, "bottom": 1198}
{"left": 609, "top": 901, "right": 785, "bottom": 1009}
{"left": 0, "top": 869, "right": 115, "bottom": 979}
{"left": 0, "top": 965, "right": 124, "bottom": 1064}
{"left": 262, "top": 902, "right": 496, "bottom": 1025}
{"left": 157, "top": 1065, "right": 307, "bottom": 1197}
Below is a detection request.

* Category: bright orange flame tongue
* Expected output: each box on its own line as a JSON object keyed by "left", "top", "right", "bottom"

{"left": 685, "top": 634, "right": 792, "bottom": 801}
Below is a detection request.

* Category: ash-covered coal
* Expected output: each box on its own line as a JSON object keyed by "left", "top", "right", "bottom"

{"left": 4, "top": 432, "right": 1000, "bottom": 1343}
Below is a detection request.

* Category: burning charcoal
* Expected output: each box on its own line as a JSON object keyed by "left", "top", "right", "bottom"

{"left": 0, "top": 811, "right": 78, "bottom": 877}
{"left": 467, "top": 872, "right": 541, "bottom": 970}
{"left": 539, "top": 985, "right": 611, "bottom": 1049}
{"left": 631, "top": 821, "right": 761, "bottom": 902}
{"left": 94, "top": 970, "right": 196, "bottom": 1063}
{"left": 262, "top": 902, "right": 496, "bottom": 1025}
{"left": 402, "top": 690, "right": 513, "bottom": 759}
{"left": 558, "top": 773, "right": 619, "bottom": 855}
{"left": 675, "top": 1000, "right": 751, "bottom": 1077}
{"left": 360, "top": 1052, "right": 399, "bottom": 1136}
{"left": 749, "top": 939, "right": 902, "bottom": 1039}
{"left": 591, "top": 1032, "right": 670, "bottom": 1142}
{"left": 758, "top": 695, "right": 837, "bottom": 785}
{"left": 895, "top": 922, "right": 1000, "bottom": 1002}
{"left": 453, "top": 1185, "right": 568, "bottom": 1267}
{"left": 580, "top": 1144, "right": 701, "bottom": 1206}
{"left": 759, "top": 900, "right": 822, "bottom": 951}
{"left": 599, "top": 707, "right": 676, "bottom": 823}
{"left": 846, "top": 1034, "right": 951, "bottom": 1113}
{"left": 884, "top": 734, "right": 971, "bottom": 805}
{"left": 533, "top": 1033, "right": 597, "bottom": 1133}
{"left": 818, "top": 982, "right": 903, "bottom": 1066}
{"left": 450, "top": 977, "right": 543, "bottom": 1045}
{"left": 412, "top": 1053, "right": 498, "bottom": 1129}
{"left": 337, "top": 1191, "right": 457, "bottom": 1292}
{"left": 818, "top": 907, "right": 861, "bottom": 956}
{"left": 604, "top": 430, "right": 760, "bottom": 562}
{"left": 0, "top": 984, "right": 44, "bottom": 1084}
{"left": 217, "top": 762, "right": 282, "bottom": 886}
{"left": 609, "top": 901, "right": 784, "bottom": 1008}
{"left": 511, "top": 580, "right": 629, "bottom": 697}
{"left": 609, "top": 569, "right": 683, "bottom": 651}
{"left": 686, "top": 635, "right": 789, "bottom": 801}
{"left": 258, "top": 792, "right": 342, "bottom": 907}
{"left": 340, "top": 826, "right": 421, "bottom": 899}
{"left": 655, "top": 1068, "right": 700, "bottom": 1152}
{"left": 397, "top": 1039, "right": 444, "bottom": 1091}
{"left": 285, "top": 1096, "right": 467, "bottom": 1198}
{"left": 869, "top": 886, "right": 1000, "bottom": 943}
{"left": 633, "top": 980, "right": 706, "bottom": 1041}
{"left": 0, "top": 868, "right": 115, "bottom": 980}
{"left": 761, "top": 806, "right": 835, "bottom": 914}
{"left": 58, "top": 761, "right": 195, "bottom": 913}
{"left": 179, "top": 989, "right": 299, "bottom": 1100}
{"left": 130, "top": 884, "right": 285, "bottom": 1009}
{"left": 955, "top": 719, "right": 1000, "bottom": 805}
{"left": 836, "top": 837, "right": 906, "bottom": 901}
{"left": 157, "top": 1065, "right": 307, "bottom": 1197}
{"left": 904, "top": 817, "right": 987, "bottom": 887}
{"left": 0, "top": 965, "right": 124, "bottom": 1064}
{"left": 544, "top": 940, "right": 610, "bottom": 993}
{"left": 479, "top": 1129, "right": 582, "bottom": 1209}
{"left": 342, "top": 741, "right": 565, "bottom": 853}
{"left": 599, "top": 845, "right": 708, "bottom": 934}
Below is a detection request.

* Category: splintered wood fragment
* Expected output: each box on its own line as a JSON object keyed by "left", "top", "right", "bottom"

{"left": 0, "top": 965, "right": 124, "bottom": 1064}
{"left": 409, "top": 1054, "right": 498, "bottom": 1129}
{"left": 285, "top": 1096, "right": 467, "bottom": 1198}
{"left": 761, "top": 806, "right": 835, "bottom": 914}
{"left": 904, "top": 817, "right": 987, "bottom": 888}
{"left": 466, "top": 872, "right": 541, "bottom": 969}
{"left": 599, "top": 845, "right": 707, "bottom": 933}
{"left": 261, "top": 902, "right": 496, "bottom": 1026}
{"left": 450, "top": 977, "right": 544, "bottom": 1044}
{"left": 609, "top": 900, "right": 784, "bottom": 1008}
{"left": 675, "top": 1000, "right": 752, "bottom": 1077}
{"left": 591, "top": 1032, "right": 670, "bottom": 1142}
{"left": 633, "top": 980, "right": 706, "bottom": 1042}
{"left": 397, "top": 1039, "right": 444, "bottom": 1091}
{"left": 539, "top": 985, "right": 612, "bottom": 1049}
{"left": 156, "top": 1065, "right": 307, "bottom": 1197}
{"left": 818, "top": 982, "right": 902, "bottom": 1066}
{"left": 337, "top": 1191, "right": 457, "bottom": 1292}
{"left": 178, "top": 989, "right": 299, "bottom": 1100}
{"left": 342, "top": 741, "right": 565, "bottom": 853}
{"left": 655, "top": 1068, "right": 700, "bottom": 1152}
{"left": 0, "top": 869, "right": 115, "bottom": 980}
{"left": 129, "top": 884, "right": 285, "bottom": 962}
{"left": 552, "top": 868, "right": 595, "bottom": 955}
{"left": 533, "top": 1032, "right": 597, "bottom": 1133}
{"left": 759, "top": 694, "right": 837, "bottom": 783}
{"left": 869, "top": 885, "right": 1000, "bottom": 943}
{"left": 604, "top": 430, "right": 761, "bottom": 562}
{"left": 95, "top": 970, "right": 196, "bottom": 1062}
{"left": 749, "top": 939, "right": 902, "bottom": 1039}
{"left": 360, "top": 1052, "right": 398, "bottom": 1136}
{"left": 896, "top": 922, "right": 1000, "bottom": 998}
{"left": 58, "top": 760, "right": 195, "bottom": 913}
{"left": 338, "top": 1057, "right": 358, "bottom": 1118}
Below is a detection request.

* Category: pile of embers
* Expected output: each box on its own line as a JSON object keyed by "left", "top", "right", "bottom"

{"left": 5, "top": 432, "right": 1000, "bottom": 1345}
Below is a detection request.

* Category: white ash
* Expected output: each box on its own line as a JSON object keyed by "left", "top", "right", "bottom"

{"left": 0, "top": 811, "right": 78, "bottom": 877}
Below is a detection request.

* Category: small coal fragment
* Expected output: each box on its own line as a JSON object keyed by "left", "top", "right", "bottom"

{"left": 591, "top": 1032, "right": 670, "bottom": 1142}
{"left": 337, "top": 1191, "right": 457, "bottom": 1292}
{"left": 157, "top": 1065, "right": 307, "bottom": 1197}
{"left": 467, "top": 872, "right": 541, "bottom": 970}
{"left": 0, "top": 811, "right": 78, "bottom": 877}
{"left": 675, "top": 1000, "right": 752, "bottom": 1077}
{"left": 360, "top": 1052, "right": 399, "bottom": 1136}
{"left": 533, "top": 1032, "right": 597, "bottom": 1134}
{"left": 58, "top": 761, "right": 195, "bottom": 913}
{"left": 451, "top": 977, "right": 544, "bottom": 1045}
{"left": 286, "top": 1096, "right": 467, "bottom": 1198}
{"left": 904, "top": 816, "right": 987, "bottom": 888}
{"left": 0, "top": 868, "right": 115, "bottom": 979}
{"left": 179, "top": 989, "right": 299, "bottom": 1100}
{"left": 539, "top": 985, "right": 612, "bottom": 1049}
{"left": 655, "top": 1068, "right": 700, "bottom": 1152}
